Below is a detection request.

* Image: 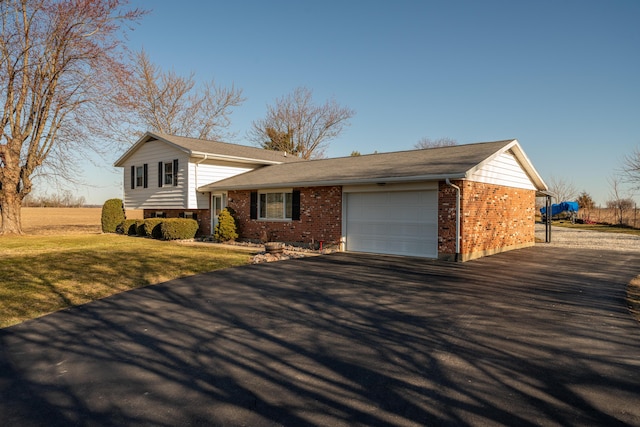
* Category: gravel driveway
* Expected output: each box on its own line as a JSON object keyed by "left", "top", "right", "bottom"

{"left": 535, "top": 223, "right": 640, "bottom": 252}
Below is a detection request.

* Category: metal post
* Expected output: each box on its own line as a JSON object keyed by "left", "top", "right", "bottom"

{"left": 545, "top": 195, "right": 552, "bottom": 243}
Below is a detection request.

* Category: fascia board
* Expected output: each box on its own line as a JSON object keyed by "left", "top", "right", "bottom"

{"left": 190, "top": 152, "right": 285, "bottom": 165}
{"left": 197, "top": 173, "right": 466, "bottom": 192}
{"left": 113, "top": 132, "right": 190, "bottom": 166}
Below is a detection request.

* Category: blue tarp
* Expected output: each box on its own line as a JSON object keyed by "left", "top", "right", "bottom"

{"left": 540, "top": 201, "right": 579, "bottom": 216}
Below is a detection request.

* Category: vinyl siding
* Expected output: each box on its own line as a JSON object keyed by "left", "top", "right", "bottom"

{"left": 467, "top": 152, "right": 536, "bottom": 190}
{"left": 122, "top": 139, "right": 261, "bottom": 209}
{"left": 122, "top": 139, "right": 188, "bottom": 209}
{"left": 188, "top": 160, "right": 255, "bottom": 209}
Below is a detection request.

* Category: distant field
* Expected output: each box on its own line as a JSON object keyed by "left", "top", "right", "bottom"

{"left": 21, "top": 207, "right": 143, "bottom": 235}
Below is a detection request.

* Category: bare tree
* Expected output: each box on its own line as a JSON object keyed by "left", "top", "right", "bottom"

{"left": 414, "top": 137, "right": 457, "bottom": 149}
{"left": 623, "top": 146, "right": 640, "bottom": 186}
{"left": 124, "top": 50, "right": 245, "bottom": 141}
{"left": 547, "top": 176, "right": 578, "bottom": 203}
{"left": 607, "top": 176, "right": 634, "bottom": 225}
{"left": 250, "top": 87, "right": 355, "bottom": 159}
{"left": 0, "top": 0, "right": 145, "bottom": 234}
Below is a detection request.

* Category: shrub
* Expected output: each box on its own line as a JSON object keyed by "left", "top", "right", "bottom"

{"left": 159, "top": 218, "right": 199, "bottom": 240}
{"left": 116, "top": 219, "right": 142, "bottom": 235}
{"left": 138, "top": 218, "right": 164, "bottom": 238}
{"left": 101, "top": 199, "right": 125, "bottom": 233}
{"left": 214, "top": 207, "right": 238, "bottom": 242}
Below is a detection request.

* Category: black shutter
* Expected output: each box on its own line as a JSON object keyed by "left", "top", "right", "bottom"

{"left": 143, "top": 164, "right": 148, "bottom": 188}
{"left": 292, "top": 190, "right": 301, "bottom": 220}
{"left": 158, "top": 161, "right": 163, "bottom": 187}
{"left": 130, "top": 166, "right": 135, "bottom": 189}
{"left": 250, "top": 191, "right": 258, "bottom": 220}
{"left": 173, "top": 159, "right": 178, "bottom": 186}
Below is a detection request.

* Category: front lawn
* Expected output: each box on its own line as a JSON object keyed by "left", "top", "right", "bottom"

{"left": 0, "top": 234, "right": 252, "bottom": 328}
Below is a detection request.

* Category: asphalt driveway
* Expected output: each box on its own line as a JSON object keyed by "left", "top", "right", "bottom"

{"left": 1, "top": 246, "right": 639, "bottom": 426}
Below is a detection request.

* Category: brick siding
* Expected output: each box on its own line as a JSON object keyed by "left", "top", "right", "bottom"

{"left": 143, "top": 208, "right": 211, "bottom": 236}
{"left": 228, "top": 186, "right": 342, "bottom": 247}
{"left": 439, "top": 180, "right": 536, "bottom": 261}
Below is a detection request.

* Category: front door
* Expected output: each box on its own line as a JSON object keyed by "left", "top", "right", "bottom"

{"left": 212, "top": 194, "right": 225, "bottom": 231}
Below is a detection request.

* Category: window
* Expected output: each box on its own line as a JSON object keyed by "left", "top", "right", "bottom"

{"left": 259, "top": 192, "right": 293, "bottom": 219}
{"left": 250, "top": 190, "right": 300, "bottom": 221}
{"left": 164, "top": 162, "right": 173, "bottom": 185}
{"left": 158, "top": 159, "right": 178, "bottom": 187}
{"left": 131, "top": 164, "right": 147, "bottom": 189}
{"left": 136, "top": 166, "right": 144, "bottom": 187}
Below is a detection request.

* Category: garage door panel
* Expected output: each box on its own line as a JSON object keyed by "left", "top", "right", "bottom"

{"left": 346, "top": 191, "right": 438, "bottom": 258}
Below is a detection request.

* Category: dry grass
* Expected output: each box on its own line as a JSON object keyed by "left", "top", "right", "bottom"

{"left": 21, "top": 207, "right": 143, "bottom": 235}
{"left": 1, "top": 207, "right": 252, "bottom": 328}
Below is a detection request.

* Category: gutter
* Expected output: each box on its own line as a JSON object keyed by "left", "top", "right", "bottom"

{"left": 199, "top": 173, "right": 467, "bottom": 193}
{"left": 445, "top": 178, "right": 461, "bottom": 262}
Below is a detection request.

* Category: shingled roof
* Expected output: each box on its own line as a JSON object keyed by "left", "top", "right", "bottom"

{"left": 199, "top": 139, "right": 546, "bottom": 191}
{"left": 114, "top": 131, "right": 302, "bottom": 166}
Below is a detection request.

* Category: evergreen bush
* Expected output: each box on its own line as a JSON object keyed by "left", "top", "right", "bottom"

{"left": 116, "top": 219, "right": 142, "bottom": 235}
{"left": 101, "top": 199, "right": 125, "bottom": 233}
{"left": 138, "top": 218, "right": 164, "bottom": 238}
{"left": 214, "top": 207, "right": 238, "bottom": 242}
{"left": 159, "top": 218, "right": 199, "bottom": 240}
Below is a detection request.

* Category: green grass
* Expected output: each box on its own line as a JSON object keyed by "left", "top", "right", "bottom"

{"left": 0, "top": 234, "right": 253, "bottom": 328}
{"left": 551, "top": 220, "right": 640, "bottom": 236}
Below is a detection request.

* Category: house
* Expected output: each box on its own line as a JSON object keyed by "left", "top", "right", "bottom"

{"left": 116, "top": 133, "right": 548, "bottom": 261}
{"left": 113, "top": 131, "right": 303, "bottom": 235}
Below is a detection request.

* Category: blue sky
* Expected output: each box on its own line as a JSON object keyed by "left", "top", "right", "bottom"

{"left": 74, "top": 0, "right": 639, "bottom": 206}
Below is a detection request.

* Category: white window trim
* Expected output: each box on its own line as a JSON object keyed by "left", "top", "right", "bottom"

{"left": 136, "top": 166, "right": 144, "bottom": 187}
{"left": 163, "top": 161, "right": 173, "bottom": 186}
{"left": 258, "top": 189, "right": 293, "bottom": 221}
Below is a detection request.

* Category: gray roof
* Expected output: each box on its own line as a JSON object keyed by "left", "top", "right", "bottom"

{"left": 199, "top": 139, "right": 547, "bottom": 191}
{"left": 114, "top": 131, "right": 302, "bottom": 166}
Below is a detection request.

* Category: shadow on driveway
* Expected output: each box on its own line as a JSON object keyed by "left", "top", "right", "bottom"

{"left": 1, "top": 246, "right": 639, "bottom": 426}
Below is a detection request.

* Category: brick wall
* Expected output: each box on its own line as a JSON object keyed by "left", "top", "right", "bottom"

{"left": 143, "top": 208, "right": 211, "bottom": 236}
{"left": 228, "top": 186, "right": 342, "bottom": 247}
{"left": 438, "top": 180, "right": 536, "bottom": 261}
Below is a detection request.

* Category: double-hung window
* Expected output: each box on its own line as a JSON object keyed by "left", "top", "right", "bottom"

{"left": 157, "top": 159, "right": 179, "bottom": 187}
{"left": 131, "top": 164, "right": 148, "bottom": 189}
{"left": 259, "top": 191, "right": 293, "bottom": 220}
{"left": 164, "top": 162, "right": 173, "bottom": 185}
{"left": 136, "top": 166, "right": 144, "bottom": 187}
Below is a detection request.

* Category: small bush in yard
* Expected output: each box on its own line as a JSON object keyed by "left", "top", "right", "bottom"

{"left": 116, "top": 219, "right": 142, "bottom": 235}
{"left": 101, "top": 199, "right": 125, "bottom": 233}
{"left": 159, "top": 218, "right": 199, "bottom": 240}
{"left": 214, "top": 207, "right": 238, "bottom": 242}
{"left": 138, "top": 218, "right": 164, "bottom": 238}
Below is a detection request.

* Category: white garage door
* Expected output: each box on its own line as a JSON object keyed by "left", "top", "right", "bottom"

{"left": 345, "top": 190, "right": 438, "bottom": 258}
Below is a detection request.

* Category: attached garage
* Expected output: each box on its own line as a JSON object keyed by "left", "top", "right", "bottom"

{"left": 344, "top": 189, "right": 438, "bottom": 258}
{"left": 202, "top": 139, "right": 549, "bottom": 261}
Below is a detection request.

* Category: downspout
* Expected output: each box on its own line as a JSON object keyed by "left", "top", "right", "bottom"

{"left": 445, "top": 178, "right": 461, "bottom": 262}
{"left": 195, "top": 154, "right": 209, "bottom": 189}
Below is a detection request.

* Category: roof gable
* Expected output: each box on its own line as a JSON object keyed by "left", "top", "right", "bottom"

{"left": 199, "top": 139, "right": 547, "bottom": 192}
{"left": 114, "top": 131, "right": 302, "bottom": 167}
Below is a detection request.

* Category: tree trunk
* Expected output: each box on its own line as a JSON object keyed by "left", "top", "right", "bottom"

{"left": 0, "top": 192, "right": 23, "bottom": 235}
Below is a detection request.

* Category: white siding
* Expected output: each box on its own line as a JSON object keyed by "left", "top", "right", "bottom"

{"left": 122, "top": 140, "right": 189, "bottom": 209}
{"left": 188, "top": 161, "right": 255, "bottom": 209}
{"left": 468, "top": 152, "right": 536, "bottom": 190}
{"left": 121, "top": 139, "right": 261, "bottom": 209}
